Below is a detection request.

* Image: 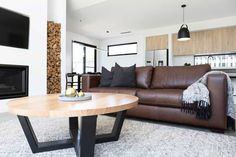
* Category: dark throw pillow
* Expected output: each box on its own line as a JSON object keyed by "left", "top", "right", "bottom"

{"left": 111, "top": 63, "right": 136, "bottom": 87}
{"left": 99, "top": 67, "right": 113, "bottom": 87}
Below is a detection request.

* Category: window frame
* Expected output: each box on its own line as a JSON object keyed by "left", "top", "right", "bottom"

{"left": 107, "top": 42, "right": 138, "bottom": 57}
{"left": 71, "top": 40, "right": 97, "bottom": 74}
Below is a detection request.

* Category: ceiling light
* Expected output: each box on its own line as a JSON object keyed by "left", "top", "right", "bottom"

{"left": 178, "top": 4, "right": 190, "bottom": 41}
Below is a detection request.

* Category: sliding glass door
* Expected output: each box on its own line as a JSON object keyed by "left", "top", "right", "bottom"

{"left": 72, "top": 41, "right": 97, "bottom": 74}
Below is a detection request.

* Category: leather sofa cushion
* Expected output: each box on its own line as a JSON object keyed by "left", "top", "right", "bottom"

{"left": 151, "top": 64, "right": 211, "bottom": 89}
{"left": 99, "top": 67, "right": 113, "bottom": 87}
{"left": 88, "top": 87, "right": 137, "bottom": 95}
{"left": 137, "top": 89, "right": 183, "bottom": 108}
{"left": 111, "top": 63, "right": 136, "bottom": 87}
{"left": 136, "top": 66, "right": 153, "bottom": 89}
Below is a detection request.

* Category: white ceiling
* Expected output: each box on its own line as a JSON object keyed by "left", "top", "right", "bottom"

{"left": 67, "top": 0, "right": 236, "bottom": 39}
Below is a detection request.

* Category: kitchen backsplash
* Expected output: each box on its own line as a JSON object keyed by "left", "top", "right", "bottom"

{"left": 194, "top": 52, "right": 236, "bottom": 69}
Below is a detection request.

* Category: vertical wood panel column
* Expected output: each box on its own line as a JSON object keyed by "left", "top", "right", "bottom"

{"left": 47, "top": 21, "right": 61, "bottom": 94}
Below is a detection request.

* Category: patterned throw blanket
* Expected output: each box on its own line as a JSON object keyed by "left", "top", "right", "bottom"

{"left": 182, "top": 83, "right": 211, "bottom": 119}
{"left": 182, "top": 71, "right": 235, "bottom": 124}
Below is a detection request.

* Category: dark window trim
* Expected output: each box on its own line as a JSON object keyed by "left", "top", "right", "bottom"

{"left": 72, "top": 40, "right": 97, "bottom": 49}
{"left": 83, "top": 46, "right": 86, "bottom": 73}
{"left": 107, "top": 42, "right": 138, "bottom": 57}
{"left": 71, "top": 40, "right": 97, "bottom": 74}
{"left": 166, "top": 49, "right": 169, "bottom": 66}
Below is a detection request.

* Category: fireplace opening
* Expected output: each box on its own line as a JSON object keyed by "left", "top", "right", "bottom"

{"left": 0, "top": 64, "right": 28, "bottom": 99}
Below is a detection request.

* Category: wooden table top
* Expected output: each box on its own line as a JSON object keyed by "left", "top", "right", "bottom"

{"left": 8, "top": 93, "right": 138, "bottom": 118}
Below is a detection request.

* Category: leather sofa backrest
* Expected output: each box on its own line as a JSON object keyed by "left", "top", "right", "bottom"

{"left": 136, "top": 66, "right": 153, "bottom": 88}
{"left": 151, "top": 64, "right": 211, "bottom": 89}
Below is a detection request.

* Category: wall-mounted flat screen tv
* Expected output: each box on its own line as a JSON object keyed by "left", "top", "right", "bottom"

{"left": 0, "top": 7, "right": 29, "bottom": 49}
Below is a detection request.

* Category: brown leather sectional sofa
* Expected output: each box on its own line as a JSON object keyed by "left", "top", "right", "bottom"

{"left": 82, "top": 64, "right": 228, "bottom": 131}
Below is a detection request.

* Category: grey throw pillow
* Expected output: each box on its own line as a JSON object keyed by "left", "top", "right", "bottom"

{"left": 111, "top": 63, "right": 136, "bottom": 87}
{"left": 99, "top": 67, "right": 113, "bottom": 87}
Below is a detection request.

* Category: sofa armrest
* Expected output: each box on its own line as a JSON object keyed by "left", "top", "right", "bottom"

{"left": 207, "top": 74, "right": 228, "bottom": 129}
{"left": 82, "top": 74, "right": 101, "bottom": 92}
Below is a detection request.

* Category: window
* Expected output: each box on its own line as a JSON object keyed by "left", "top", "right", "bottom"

{"left": 108, "top": 42, "right": 137, "bottom": 56}
{"left": 72, "top": 41, "right": 96, "bottom": 74}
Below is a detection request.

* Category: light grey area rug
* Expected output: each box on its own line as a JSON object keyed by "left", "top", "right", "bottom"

{"left": 0, "top": 113, "right": 236, "bottom": 157}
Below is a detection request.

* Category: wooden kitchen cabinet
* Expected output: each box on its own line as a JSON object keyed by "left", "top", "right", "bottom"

{"left": 146, "top": 34, "right": 168, "bottom": 51}
{"left": 221, "top": 27, "right": 236, "bottom": 52}
{"left": 172, "top": 26, "right": 236, "bottom": 56}
{"left": 172, "top": 33, "right": 194, "bottom": 55}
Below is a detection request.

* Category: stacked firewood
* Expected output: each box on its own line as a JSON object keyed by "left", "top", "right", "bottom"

{"left": 47, "top": 21, "right": 61, "bottom": 94}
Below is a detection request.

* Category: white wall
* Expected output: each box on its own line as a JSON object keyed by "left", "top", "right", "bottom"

{"left": 66, "top": 31, "right": 100, "bottom": 73}
{"left": 174, "top": 56, "right": 194, "bottom": 66}
{"left": 0, "top": 0, "right": 48, "bottom": 113}
{"left": 99, "top": 34, "right": 145, "bottom": 70}
{"left": 99, "top": 16, "right": 236, "bottom": 70}
{"left": 48, "top": 0, "right": 67, "bottom": 92}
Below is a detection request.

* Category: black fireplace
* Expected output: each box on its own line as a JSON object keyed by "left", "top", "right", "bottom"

{"left": 0, "top": 64, "right": 28, "bottom": 99}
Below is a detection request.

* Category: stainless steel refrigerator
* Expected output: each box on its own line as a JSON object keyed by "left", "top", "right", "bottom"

{"left": 146, "top": 49, "right": 169, "bottom": 66}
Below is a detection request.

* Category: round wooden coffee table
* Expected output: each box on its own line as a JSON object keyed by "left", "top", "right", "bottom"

{"left": 8, "top": 93, "right": 138, "bottom": 157}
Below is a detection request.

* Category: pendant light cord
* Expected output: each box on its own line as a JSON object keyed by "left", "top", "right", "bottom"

{"left": 178, "top": 4, "right": 190, "bottom": 41}
{"left": 181, "top": 4, "right": 187, "bottom": 25}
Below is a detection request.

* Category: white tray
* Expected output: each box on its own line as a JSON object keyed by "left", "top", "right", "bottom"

{"left": 58, "top": 93, "right": 92, "bottom": 102}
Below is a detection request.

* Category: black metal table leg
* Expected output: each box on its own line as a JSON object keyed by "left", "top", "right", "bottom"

{"left": 96, "top": 110, "right": 127, "bottom": 144}
{"left": 69, "top": 117, "right": 79, "bottom": 139}
{"left": 17, "top": 110, "right": 127, "bottom": 157}
{"left": 69, "top": 117, "right": 79, "bottom": 130}
{"left": 74, "top": 115, "right": 97, "bottom": 157}
{"left": 17, "top": 116, "right": 74, "bottom": 153}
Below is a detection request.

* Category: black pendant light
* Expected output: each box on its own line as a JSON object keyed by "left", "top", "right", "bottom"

{"left": 178, "top": 4, "right": 190, "bottom": 41}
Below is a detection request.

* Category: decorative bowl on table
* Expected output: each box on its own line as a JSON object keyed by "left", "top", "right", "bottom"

{"left": 58, "top": 88, "right": 92, "bottom": 102}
